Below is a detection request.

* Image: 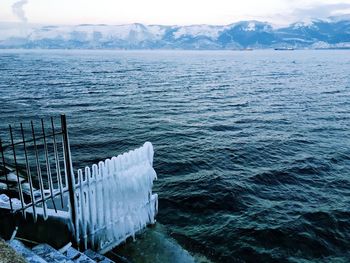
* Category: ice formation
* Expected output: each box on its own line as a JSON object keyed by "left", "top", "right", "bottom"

{"left": 73, "top": 142, "right": 158, "bottom": 252}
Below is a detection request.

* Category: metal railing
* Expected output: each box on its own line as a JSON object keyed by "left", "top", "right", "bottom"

{"left": 73, "top": 142, "right": 158, "bottom": 253}
{"left": 0, "top": 115, "right": 76, "bottom": 227}
{"left": 0, "top": 115, "right": 158, "bottom": 253}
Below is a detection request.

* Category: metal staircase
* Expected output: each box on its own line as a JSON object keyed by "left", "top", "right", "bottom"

{"left": 7, "top": 239, "right": 124, "bottom": 263}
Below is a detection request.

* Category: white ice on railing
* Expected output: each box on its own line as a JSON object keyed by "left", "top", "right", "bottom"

{"left": 73, "top": 142, "right": 158, "bottom": 252}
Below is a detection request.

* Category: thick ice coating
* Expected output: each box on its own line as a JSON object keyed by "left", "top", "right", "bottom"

{"left": 73, "top": 142, "right": 158, "bottom": 252}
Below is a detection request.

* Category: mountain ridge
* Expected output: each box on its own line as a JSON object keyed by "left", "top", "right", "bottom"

{"left": 0, "top": 17, "right": 349, "bottom": 49}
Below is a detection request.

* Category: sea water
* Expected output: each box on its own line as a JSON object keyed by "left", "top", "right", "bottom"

{"left": 0, "top": 49, "right": 349, "bottom": 262}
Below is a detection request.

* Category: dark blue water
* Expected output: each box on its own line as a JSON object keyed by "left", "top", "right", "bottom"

{"left": 0, "top": 50, "right": 350, "bottom": 262}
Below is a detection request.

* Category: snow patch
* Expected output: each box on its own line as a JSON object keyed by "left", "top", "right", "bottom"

{"left": 292, "top": 19, "right": 317, "bottom": 29}
{"left": 246, "top": 22, "right": 256, "bottom": 31}
{"left": 173, "top": 25, "right": 224, "bottom": 39}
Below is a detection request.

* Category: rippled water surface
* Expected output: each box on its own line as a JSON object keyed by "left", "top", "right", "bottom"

{"left": 0, "top": 50, "right": 350, "bottom": 262}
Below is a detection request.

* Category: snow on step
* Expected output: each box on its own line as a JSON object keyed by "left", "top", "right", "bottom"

{"left": 0, "top": 193, "right": 23, "bottom": 210}
{"left": 32, "top": 244, "right": 74, "bottom": 263}
{"left": 64, "top": 247, "right": 95, "bottom": 263}
{"left": 84, "top": 249, "right": 114, "bottom": 263}
{"left": 7, "top": 240, "right": 47, "bottom": 263}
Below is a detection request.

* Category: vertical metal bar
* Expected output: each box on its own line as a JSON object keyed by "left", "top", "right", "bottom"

{"left": 20, "top": 123, "right": 37, "bottom": 221}
{"left": 85, "top": 166, "right": 95, "bottom": 249}
{"left": 0, "top": 139, "right": 13, "bottom": 211}
{"left": 62, "top": 141, "right": 68, "bottom": 190}
{"left": 61, "top": 114, "right": 77, "bottom": 244}
{"left": 41, "top": 119, "right": 57, "bottom": 213}
{"left": 31, "top": 121, "right": 48, "bottom": 219}
{"left": 92, "top": 164, "right": 99, "bottom": 249}
{"left": 51, "top": 117, "right": 64, "bottom": 209}
{"left": 9, "top": 125, "right": 25, "bottom": 216}
{"left": 78, "top": 169, "right": 87, "bottom": 250}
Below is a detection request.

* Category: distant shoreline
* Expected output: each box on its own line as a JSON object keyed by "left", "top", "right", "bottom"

{"left": 0, "top": 48, "right": 349, "bottom": 51}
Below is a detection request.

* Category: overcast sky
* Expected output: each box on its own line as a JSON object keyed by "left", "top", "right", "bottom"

{"left": 1, "top": 0, "right": 350, "bottom": 26}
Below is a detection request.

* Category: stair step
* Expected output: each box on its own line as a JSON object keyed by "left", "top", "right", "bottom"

{"left": 64, "top": 247, "right": 96, "bottom": 263}
{"left": 104, "top": 251, "right": 132, "bottom": 263}
{"left": 84, "top": 249, "right": 115, "bottom": 263}
{"left": 32, "top": 243, "right": 74, "bottom": 263}
{"left": 7, "top": 240, "right": 47, "bottom": 263}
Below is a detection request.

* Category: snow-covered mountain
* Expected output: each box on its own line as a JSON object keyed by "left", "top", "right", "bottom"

{"left": 0, "top": 17, "right": 349, "bottom": 49}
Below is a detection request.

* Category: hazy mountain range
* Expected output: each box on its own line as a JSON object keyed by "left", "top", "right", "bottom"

{"left": 1, "top": 16, "right": 350, "bottom": 49}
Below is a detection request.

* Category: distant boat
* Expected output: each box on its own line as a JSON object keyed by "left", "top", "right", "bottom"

{"left": 274, "top": 47, "right": 294, "bottom": 51}
{"left": 240, "top": 48, "right": 253, "bottom": 51}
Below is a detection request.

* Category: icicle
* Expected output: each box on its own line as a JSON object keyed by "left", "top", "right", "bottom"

{"left": 75, "top": 142, "right": 157, "bottom": 251}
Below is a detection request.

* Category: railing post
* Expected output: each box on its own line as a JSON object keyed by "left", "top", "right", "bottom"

{"left": 61, "top": 114, "right": 78, "bottom": 245}
{"left": 0, "top": 139, "right": 13, "bottom": 211}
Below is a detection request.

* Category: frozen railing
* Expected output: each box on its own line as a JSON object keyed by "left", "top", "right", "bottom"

{"left": 0, "top": 115, "right": 158, "bottom": 253}
{"left": 0, "top": 115, "right": 72, "bottom": 222}
{"left": 73, "top": 142, "right": 158, "bottom": 253}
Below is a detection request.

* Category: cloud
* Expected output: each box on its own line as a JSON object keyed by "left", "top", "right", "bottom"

{"left": 291, "top": 3, "right": 350, "bottom": 21}
{"left": 257, "top": 2, "right": 350, "bottom": 26}
{"left": 12, "top": 0, "right": 28, "bottom": 23}
{"left": 3, "top": 0, "right": 350, "bottom": 25}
